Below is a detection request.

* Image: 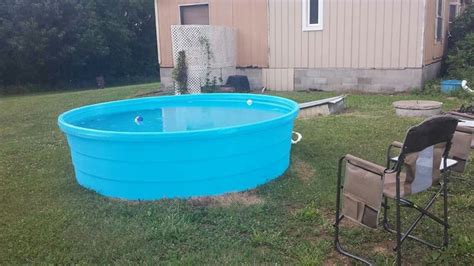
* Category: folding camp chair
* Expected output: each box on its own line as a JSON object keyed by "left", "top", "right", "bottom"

{"left": 449, "top": 125, "right": 473, "bottom": 173}
{"left": 447, "top": 111, "right": 474, "bottom": 149}
{"left": 443, "top": 112, "right": 474, "bottom": 174}
{"left": 334, "top": 116, "right": 459, "bottom": 265}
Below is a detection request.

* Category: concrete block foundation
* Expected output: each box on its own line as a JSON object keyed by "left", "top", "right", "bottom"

{"left": 235, "top": 68, "right": 263, "bottom": 89}
{"left": 160, "top": 65, "right": 441, "bottom": 93}
{"left": 422, "top": 61, "right": 442, "bottom": 85}
{"left": 293, "top": 68, "right": 424, "bottom": 93}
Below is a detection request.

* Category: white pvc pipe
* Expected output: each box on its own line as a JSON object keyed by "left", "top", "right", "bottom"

{"left": 462, "top": 80, "right": 473, "bottom": 93}
{"left": 292, "top": 131, "right": 302, "bottom": 144}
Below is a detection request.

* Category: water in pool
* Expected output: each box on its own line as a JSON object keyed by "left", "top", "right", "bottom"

{"left": 76, "top": 106, "right": 285, "bottom": 132}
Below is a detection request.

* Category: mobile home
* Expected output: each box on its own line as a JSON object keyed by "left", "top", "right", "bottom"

{"left": 155, "top": 0, "right": 452, "bottom": 92}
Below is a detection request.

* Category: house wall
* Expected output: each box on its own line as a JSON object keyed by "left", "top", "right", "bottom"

{"left": 265, "top": 0, "right": 427, "bottom": 91}
{"left": 423, "top": 0, "right": 451, "bottom": 65}
{"left": 157, "top": 0, "right": 453, "bottom": 92}
{"left": 155, "top": 0, "right": 268, "bottom": 68}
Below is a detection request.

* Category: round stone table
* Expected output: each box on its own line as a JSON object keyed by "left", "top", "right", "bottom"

{"left": 393, "top": 100, "right": 443, "bottom": 117}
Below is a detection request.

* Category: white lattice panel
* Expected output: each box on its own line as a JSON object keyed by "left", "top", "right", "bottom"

{"left": 171, "top": 25, "right": 236, "bottom": 94}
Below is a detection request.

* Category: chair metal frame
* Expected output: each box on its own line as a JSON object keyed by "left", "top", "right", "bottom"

{"left": 334, "top": 119, "right": 456, "bottom": 266}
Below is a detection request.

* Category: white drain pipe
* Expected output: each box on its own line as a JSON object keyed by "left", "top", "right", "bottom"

{"left": 462, "top": 80, "right": 473, "bottom": 93}
{"left": 292, "top": 131, "right": 302, "bottom": 144}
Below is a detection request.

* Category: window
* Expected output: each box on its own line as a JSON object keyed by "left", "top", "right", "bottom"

{"left": 302, "top": 0, "right": 323, "bottom": 31}
{"left": 435, "top": 0, "right": 444, "bottom": 42}
{"left": 449, "top": 4, "right": 458, "bottom": 23}
{"left": 179, "top": 4, "right": 209, "bottom": 25}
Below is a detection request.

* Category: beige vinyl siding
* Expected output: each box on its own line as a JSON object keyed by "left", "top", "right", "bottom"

{"left": 232, "top": 0, "right": 268, "bottom": 67}
{"left": 423, "top": 0, "right": 450, "bottom": 65}
{"left": 262, "top": 69, "right": 294, "bottom": 91}
{"left": 264, "top": 0, "right": 426, "bottom": 90}
{"left": 266, "top": 0, "right": 425, "bottom": 90}
{"left": 156, "top": 0, "right": 268, "bottom": 68}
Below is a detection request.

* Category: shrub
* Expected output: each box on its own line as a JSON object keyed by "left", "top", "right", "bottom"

{"left": 445, "top": 4, "right": 474, "bottom": 86}
{"left": 448, "top": 3, "right": 474, "bottom": 49}
{"left": 446, "top": 33, "right": 474, "bottom": 84}
{"left": 412, "top": 80, "right": 441, "bottom": 96}
{"left": 201, "top": 76, "right": 220, "bottom": 93}
{"left": 171, "top": 51, "right": 188, "bottom": 94}
{"left": 0, "top": 0, "right": 159, "bottom": 93}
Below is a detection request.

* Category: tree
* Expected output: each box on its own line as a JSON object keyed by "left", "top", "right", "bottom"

{"left": 449, "top": 3, "right": 474, "bottom": 48}
{"left": 0, "top": 0, "right": 159, "bottom": 94}
{"left": 445, "top": 4, "right": 474, "bottom": 83}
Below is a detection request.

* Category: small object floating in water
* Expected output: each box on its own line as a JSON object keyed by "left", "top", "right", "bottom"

{"left": 247, "top": 99, "right": 253, "bottom": 106}
{"left": 134, "top": 115, "right": 143, "bottom": 125}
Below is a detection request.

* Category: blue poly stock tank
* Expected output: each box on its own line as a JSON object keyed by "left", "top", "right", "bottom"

{"left": 58, "top": 93, "right": 299, "bottom": 200}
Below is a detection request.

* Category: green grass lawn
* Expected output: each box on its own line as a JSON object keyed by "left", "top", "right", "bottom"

{"left": 1, "top": 83, "right": 473, "bottom": 264}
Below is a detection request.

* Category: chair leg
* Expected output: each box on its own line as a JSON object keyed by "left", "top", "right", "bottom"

{"left": 396, "top": 186, "right": 402, "bottom": 266}
{"left": 398, "top": 189, "right": 443, "bottom": 249}
{"left": 400, "top": 197, "right": 447, "bottom": 226}
{"left": 334, "top": 215, "right": 372, "bottom": 265}
{"left": 383, "top": 187, "right": 445, "bottom": 249}
{"left": 383, "top": 197, "right": 388, "bottom": 226}
{"left": 443, "top": 178, "right": 449, "bottom": 247}
{"left": 334, "top": 157, "right": 344, "bottom": 251}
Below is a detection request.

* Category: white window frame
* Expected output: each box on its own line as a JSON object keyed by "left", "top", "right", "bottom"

{"left": 178, "top": 3, "right": 209, "bottom": 25}
{"left": 302, "top": 0, "right": 323, "bottom": 31}
{"left": 435, "top": 0, "right": 444, "bottom": 43}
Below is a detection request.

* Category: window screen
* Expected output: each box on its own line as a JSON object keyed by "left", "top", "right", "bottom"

{"left": 449, "top": 4, "right": 457, "bottom": 23}
{"left": 180, "top": 4, "right": 209, "bottom": 25}
{"left": 309, "top": 0, "right": 319, "bottom": 24}
{"left": 437, "top": 0, "right": 443, "bottom": 16}
{"left": 435, "top": 0, "right": 443, "bottom": 42}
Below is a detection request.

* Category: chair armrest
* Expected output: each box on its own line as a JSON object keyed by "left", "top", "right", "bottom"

{"left": 386, "top": 141, "right": 403, "bottom": 168}
{"left": 345, "top": 154, "right": 386, "bottom": 176}
{"left": 390, "top": 141, "right": 403, "bottom": 149}
{"left": 457, "top": 125, "right": 474, "bottom": 134}
{"left": 447, "top": 111, "right": 474, "bottom": 120}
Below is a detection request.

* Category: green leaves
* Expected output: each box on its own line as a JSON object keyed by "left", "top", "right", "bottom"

{"left": 172, "top": 51, "right": 188, "bottom": 94}
{"left": 0, "top": 0, "right": 159, "bottom": 93}
{"left": 446, "top": 5, "right": 474, "bottom": 85}
{"left": 446, "top": 33, "right": 474, "bottom": 84}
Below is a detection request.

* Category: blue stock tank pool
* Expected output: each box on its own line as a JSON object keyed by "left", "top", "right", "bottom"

{"left": 58, "top": 93, "right": 299, "bottom": 200}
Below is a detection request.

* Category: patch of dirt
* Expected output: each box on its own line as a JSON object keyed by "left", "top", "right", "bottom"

{"left": 319, "top": 209, "right": 359, "bottom": 229}
{"left": 323, "top": 250, "right": 352, "bottom": 266}
{"left": 371, "top": 239, "right": 394, "bottom": 255}
{"left": 284, "top": 203, "right": 304, "bottom": 214}
{"left": 292, "top": 158, "right": 316, "bottom": 183}
{"left": 339, "top": 217, "right": 363, "bottom": 229}
{"left": 320, "top": 209, "right": 334, "bottom": 220}
{"left": 187, "top": 190, "right": 263, "bottom": 207}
